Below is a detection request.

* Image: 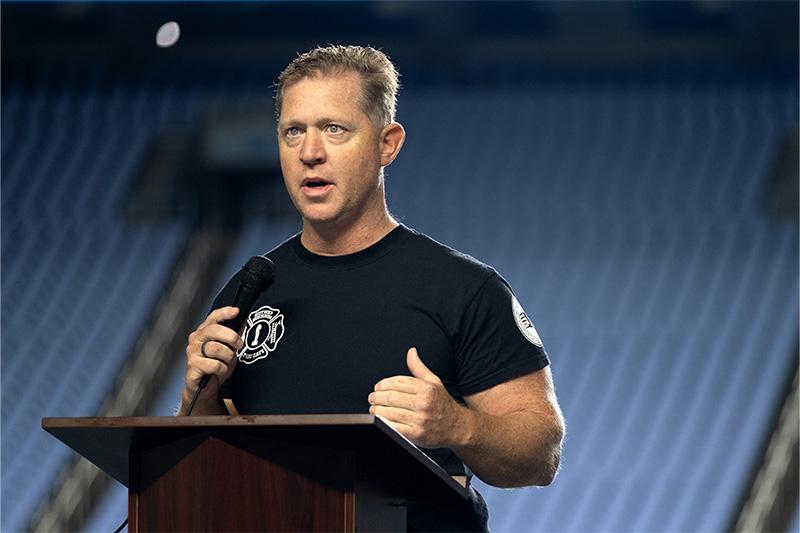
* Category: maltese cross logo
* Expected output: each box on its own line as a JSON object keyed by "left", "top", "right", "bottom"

{"left": 237, "top": 305, "right": 285, "bottom": 364}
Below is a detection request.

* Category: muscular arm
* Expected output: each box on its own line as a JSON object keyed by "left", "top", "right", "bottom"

{"left": 451, "top": 367, "right": 564, "bottom": 487}
{"left": 370, "top": 348, "right": 564, "bottom": 488}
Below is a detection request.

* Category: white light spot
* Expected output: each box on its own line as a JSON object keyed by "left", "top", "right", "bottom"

{"left": 156, "top": 21, "right": 180, "bottom": 48}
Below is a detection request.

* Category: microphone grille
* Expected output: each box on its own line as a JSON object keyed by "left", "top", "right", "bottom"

{"left": 240, "top": 255, "right": 276, "bottom": 291}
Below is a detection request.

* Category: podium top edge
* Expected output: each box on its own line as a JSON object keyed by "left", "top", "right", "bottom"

{"left": 42, "top": 414, "right": 378, "bottom": 428}
{"left": 41, "top": 413, "right": 469, "bottom": 498}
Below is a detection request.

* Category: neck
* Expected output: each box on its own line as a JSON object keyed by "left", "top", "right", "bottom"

{"left": 300, "top": 206, "right": 399, "bottom": 256}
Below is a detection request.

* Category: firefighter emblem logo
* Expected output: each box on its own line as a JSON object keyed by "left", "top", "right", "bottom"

{"left": 237, "top": 305, "right": 285, "bottom": 364}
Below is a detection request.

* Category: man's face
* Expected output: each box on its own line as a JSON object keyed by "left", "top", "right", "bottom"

{"left": 278, "top": 73, "right": 384, "bottom": 228}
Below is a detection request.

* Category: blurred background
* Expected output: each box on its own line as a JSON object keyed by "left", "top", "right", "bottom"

{"left": 2, "top": 1, "right": 797, "bottom": 532}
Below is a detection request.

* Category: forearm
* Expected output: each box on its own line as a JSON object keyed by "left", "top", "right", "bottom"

{"left": 451, "top": 406, "right": 563, "bottom": 488}
{"left": 177, "top": 387, "right": 228, "bottom": 416}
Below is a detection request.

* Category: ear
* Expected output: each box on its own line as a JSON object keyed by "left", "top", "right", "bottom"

{"left": 379, "top": 122, "right": 406, "bottom": 167}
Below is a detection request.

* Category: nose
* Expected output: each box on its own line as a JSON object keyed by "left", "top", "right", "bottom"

{"left": 299, "top": 129, "right": 326, "bottom": 166}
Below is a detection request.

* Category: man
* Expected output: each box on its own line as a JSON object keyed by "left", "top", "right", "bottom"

{"left": 179, "top": 45, "right": 564, "bottom": 531}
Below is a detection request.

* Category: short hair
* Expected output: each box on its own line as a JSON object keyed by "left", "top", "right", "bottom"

{"left": 275, "top": 45, "right": 400, "bottom": 127}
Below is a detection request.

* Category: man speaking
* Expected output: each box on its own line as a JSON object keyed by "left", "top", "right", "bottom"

{"left": 178, "top": 45, "right": 565, "bottom": 531}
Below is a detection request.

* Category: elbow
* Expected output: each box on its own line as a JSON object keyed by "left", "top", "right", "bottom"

{"left": 533, "top": 417, "right": 564, "bottom": 487}
{"left": 489, "top": 442, "right": 562, "bottom": 488}
{"left": 533, "top": 445, "right": 561, "bottom": 486}
{"left": 489, "top": 417, "right": 564, "bottom": 488}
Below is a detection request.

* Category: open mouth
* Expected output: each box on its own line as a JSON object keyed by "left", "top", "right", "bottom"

{"left": 301, "top": 178, "right": 333, "bottom": 196}
{"left": 302, "top": 178, "right": 332, "bottom": 188}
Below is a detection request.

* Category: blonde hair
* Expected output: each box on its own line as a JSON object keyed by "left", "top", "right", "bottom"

{"left": 276, "top": 45, "right": 400, "bottom": 127}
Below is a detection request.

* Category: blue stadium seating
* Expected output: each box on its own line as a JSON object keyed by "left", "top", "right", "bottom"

{"left": 389, "top": 83, "right": 797, "bottom": 532}
{"left": 1, "top": 81, "right": 191, "bottom": 533}
{"left": 4, "top": 77, "right": 796, "bottom": 532}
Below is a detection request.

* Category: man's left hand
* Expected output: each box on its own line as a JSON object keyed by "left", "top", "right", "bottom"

{"left": 369, "top": 347, "right": 470, "bottom": 449}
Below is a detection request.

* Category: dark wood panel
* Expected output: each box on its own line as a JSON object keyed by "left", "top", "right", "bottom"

{"left": 132, "top": 434, "right": 354, "bottom": 532}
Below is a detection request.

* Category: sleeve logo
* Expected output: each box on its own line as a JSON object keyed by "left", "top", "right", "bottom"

{"left": 237, "top": 305, "right": 285, "bottom": 364}
{"left": 511, "top": 295, "right": 543, "bottom": 347}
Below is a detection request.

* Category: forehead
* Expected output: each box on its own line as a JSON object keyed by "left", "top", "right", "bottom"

{"left": 279, "top": 73, "right": 368, "bottom": 123}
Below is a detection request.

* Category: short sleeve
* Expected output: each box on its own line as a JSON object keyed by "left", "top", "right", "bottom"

{"left": 454, "top": 274, "right": 549, "bottom": 396}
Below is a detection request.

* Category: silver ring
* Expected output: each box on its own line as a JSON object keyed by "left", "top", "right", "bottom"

{"left": 200, "top": 340, "right": 211, "bottom": 358}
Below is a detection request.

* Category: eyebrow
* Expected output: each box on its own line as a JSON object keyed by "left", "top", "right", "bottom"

{"left": 279, "top": 117, "right": 355, "bottom": 129}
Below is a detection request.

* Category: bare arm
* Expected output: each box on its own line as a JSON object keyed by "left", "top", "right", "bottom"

{"left": 369, "top": 348, "right": 564, "bottom": 488}
{"left": 451, "top": 367, "right": 564, "bottom": 487}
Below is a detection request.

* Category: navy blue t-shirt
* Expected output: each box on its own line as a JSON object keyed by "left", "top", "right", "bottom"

{"left": 214, "top": 224, "right": 549, "bottom": 531}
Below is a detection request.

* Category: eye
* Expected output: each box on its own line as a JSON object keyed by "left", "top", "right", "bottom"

{"left": 327, "top": 124, "right": 344, "bottom": 134}
{"left": 285, "top": 126, "right": 301, "bottom": 137}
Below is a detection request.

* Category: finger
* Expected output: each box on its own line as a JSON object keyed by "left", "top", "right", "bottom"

{"left": 370, "top": 404, "right": 419, "bottom": 425}
{"left": 373, "top": 413, "right": 415, "bottom": 435}
{"left": 198, "top": 306, "right": 240, "bottom": 329}
{"left": 374, "top": 375, "right": 423, "bottom": 393}
{"left": 200, "top": 323, "right": 244, "bottom": 351}
{"left": 197, "top": 340, "right": 238, "bottom": 365}
{"left": 369, "top": 390, "right": 417, "bottom": 410}
{"left": 186, "top": 355, "right": 230, "bottom": 387}
{"left": 406, "top": 347, "right": 442, "bottom": 384}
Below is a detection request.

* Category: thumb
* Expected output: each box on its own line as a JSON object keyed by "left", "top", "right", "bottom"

{"left": 407, "top": 347, "right": 441, "bottom": 384}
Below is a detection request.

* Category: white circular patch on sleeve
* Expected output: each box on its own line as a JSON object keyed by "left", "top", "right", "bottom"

{"left": 512, "top": 294, "right": 543, "bottom": 347}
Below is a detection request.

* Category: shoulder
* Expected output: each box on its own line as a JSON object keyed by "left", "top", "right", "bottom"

{"left": 400, "top": 227, "right": 498, "bottom": 287}
{"left": 264, "top": 233, "right": 300, "bottom": 263}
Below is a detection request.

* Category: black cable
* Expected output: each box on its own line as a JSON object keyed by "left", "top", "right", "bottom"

{"left": 184, "top": 381, "right": 206, "bottom": 416}
{"left": 112, "top": 517, "right": 127, "bottom": 533}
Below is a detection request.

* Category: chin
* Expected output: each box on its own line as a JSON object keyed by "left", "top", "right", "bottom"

{"left": 299, "top": 207, "right": 342, "bottom": 225}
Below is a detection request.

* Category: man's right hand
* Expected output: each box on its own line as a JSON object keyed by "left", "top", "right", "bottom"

{"left": 183, "top": 306, "right": 244, "bottom": 401}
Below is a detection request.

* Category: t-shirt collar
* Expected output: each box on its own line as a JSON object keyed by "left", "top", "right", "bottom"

{"left": 292, "top": 223, "right": 412, "bottom": 269}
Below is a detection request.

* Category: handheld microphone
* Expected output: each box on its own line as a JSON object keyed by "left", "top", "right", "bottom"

{"left": 196, "top": 255, "right": 276, "bottom": 392}
{"left": 218, "top": 255, "right": 277, "bottom": 337}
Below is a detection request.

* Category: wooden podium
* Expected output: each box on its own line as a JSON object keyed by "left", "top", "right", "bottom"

{"left": 42, "top": 414, "right": 468, "bottom": 532}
